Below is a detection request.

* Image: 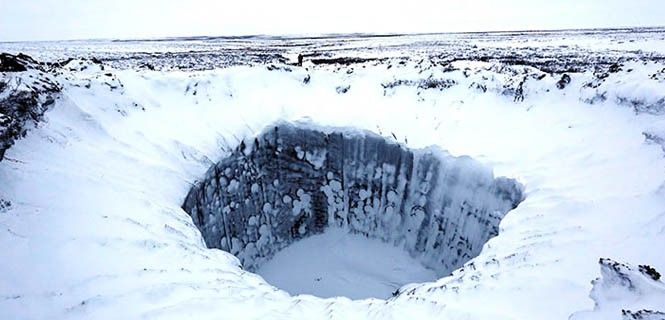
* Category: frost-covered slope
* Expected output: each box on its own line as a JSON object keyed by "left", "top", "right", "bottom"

{"left": 1, "top": 30, "right": 665, "bottom": 320}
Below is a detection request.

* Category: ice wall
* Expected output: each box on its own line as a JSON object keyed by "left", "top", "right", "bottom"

{"left": 182, "top": 123, "right": 524, "bottom": 275}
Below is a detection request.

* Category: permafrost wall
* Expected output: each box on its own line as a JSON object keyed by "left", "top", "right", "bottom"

{"left": 182, "top": 123, "right": 524, "bottom": 275}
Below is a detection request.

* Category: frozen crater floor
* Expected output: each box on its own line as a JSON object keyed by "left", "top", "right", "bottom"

{"left": 256, "top": 228, "right": 437, "bottom": 299}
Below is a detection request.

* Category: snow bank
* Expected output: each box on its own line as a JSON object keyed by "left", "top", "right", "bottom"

{"left": 571, "top": 259, "right": 665, "bottom": 320}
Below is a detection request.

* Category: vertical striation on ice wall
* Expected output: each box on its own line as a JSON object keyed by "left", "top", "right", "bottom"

{"left": 182, "top": 122, "right": 524, "bottom": 275}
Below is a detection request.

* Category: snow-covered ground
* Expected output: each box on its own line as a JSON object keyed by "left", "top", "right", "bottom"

{"left": 1, "top": 29, "right": 665, "bottom": 319}
{"left": 2, "top": 27, "right": 664, "bottom": 71}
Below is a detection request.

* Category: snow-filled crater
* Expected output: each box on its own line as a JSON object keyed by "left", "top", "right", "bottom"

{"left": 182, "top": 122, "right": 524, "bottom": 298}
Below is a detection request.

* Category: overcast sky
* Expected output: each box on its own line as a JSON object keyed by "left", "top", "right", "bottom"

{"left": 1, "top": 0, "right": 664, "bottom": 42}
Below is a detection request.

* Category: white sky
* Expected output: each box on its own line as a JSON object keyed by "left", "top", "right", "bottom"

{"left": 1, "top": 0, "right": 664, "bottom": 41}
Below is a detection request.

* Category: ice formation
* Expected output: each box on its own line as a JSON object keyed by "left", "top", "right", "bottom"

{"left": 182, "top": 123, "right": 523, "bottom": 276}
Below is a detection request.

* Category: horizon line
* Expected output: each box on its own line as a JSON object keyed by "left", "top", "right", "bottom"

{"left": 1, "top": 25, "right": 664, "bottom": 44}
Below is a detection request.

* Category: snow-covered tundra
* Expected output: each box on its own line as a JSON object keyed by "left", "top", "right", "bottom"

{"left": 1, "top": 28, "right": 665, "bottom": 319}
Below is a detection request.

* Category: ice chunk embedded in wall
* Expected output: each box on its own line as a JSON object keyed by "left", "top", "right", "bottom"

{"left": 182, "top": 122, "right": 524, "bottom": 275}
